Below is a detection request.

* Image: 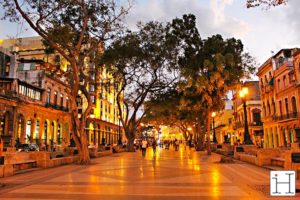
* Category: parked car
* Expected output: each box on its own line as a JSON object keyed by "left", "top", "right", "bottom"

{"left": 15, "top": 143, "right": 39, "bottom": 152}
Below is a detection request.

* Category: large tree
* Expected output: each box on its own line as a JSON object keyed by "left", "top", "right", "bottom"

{"left": 100, "top": 21, "right": 180, "bottom": 151}
{"left": 168, "top": 14, "right": 256, "bottom": 155}
{"left": 1, "top": 0, "right": 130, "bottom": 164}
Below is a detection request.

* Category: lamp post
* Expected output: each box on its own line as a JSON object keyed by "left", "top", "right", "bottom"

{"left": 239, "top": 87, "right": 253, "bottom": 145}
{"left": 118, "top": 116, "right": 122, "bottom": 145}
{"left": 211, "top": 112, "right": 217, "bottom": 144}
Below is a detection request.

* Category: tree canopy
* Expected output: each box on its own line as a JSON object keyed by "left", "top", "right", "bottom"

{"left": 246, "top": 0, "right": 287, "bottom": 8}
{"left": 1, "top": 0, "right": 130, "bottom": 164}
{"left": 100, "top": 21, "right": 180, "bottom": 150}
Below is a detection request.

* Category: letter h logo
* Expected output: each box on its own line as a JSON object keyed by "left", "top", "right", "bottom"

{"left": 270, "top": 171, "right": 296, "bottom": 196}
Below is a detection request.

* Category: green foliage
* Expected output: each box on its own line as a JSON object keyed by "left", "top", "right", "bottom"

{"left": 246, "top": 0, "right": 287, "bottom": 8}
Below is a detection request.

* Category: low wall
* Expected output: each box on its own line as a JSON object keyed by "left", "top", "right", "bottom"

{"left": 256, "top": 149, "right": 281, "bottom": 166}
{"left": 239, "top": 153, "right": 257, "bottom": 165}
{"left": 0, "top": 165, "right": 4, "bottom": 177}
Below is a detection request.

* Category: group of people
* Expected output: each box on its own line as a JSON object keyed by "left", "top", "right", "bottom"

{"left": 137, "top": 138, "right": 189, "bottom": 157}
{"left": 136, "top": 138, "right": 158, "bottom": 157}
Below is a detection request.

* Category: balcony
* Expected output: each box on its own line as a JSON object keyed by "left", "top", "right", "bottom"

{"left": 45, "top": 103, "right": 69, "bottom": 112}
{"left": 275, "top": 57, "right": 294, "bottom": 70}
{"left": 273, "top": 112, "right": 299, "bottom": 121}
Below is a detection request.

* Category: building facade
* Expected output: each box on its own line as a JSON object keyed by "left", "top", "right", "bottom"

{"left": 258, "top": 48, "right": 300, "bottom": 149}
{"left": 213, "top": 100, "right": 235, "bottom": 144}
{"left": 0, "top": 36, "right": 123, "bottom": 150}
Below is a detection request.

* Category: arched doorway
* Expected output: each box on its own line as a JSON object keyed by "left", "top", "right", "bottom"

{"left": 290, "top": 128, "right": 294, "bottom": 144}
{"left": 16, "top": 114, "right": 25, "bottom": 144}
{"left": 26, "top": 119, "right": 31, "bottom": 143}
{"left": 35, "top": 120, "right": 40, "bottom": 144}
{"left": 57, "top": 123, "right": 61, "bottom": 145}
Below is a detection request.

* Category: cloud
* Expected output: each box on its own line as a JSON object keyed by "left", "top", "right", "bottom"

{"left": 125, "top": 0, "right": 249, "bottom": 39}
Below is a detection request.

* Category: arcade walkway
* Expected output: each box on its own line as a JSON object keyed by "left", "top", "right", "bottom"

{"left": 0, "top": 146, "right": 299, "bottom": 199}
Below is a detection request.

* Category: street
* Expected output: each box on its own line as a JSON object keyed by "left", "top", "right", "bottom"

{"left": 0, "top": 146, "right": 299, "bottom": 200}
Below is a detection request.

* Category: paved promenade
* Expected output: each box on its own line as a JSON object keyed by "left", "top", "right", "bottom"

{"left": 0, "top": 146, "right": 299, "bottom": 200}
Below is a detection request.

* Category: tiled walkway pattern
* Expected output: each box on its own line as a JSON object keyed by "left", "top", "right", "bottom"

{"left": 0, "top": 146, "right": 299, "bottom": 199}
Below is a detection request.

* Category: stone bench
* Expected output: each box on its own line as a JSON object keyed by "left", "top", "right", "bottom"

{"left": 271, "top": 157, "right": 285, "bottom": 167}
{"left": 239, "top": 153, "right": 257, "bottom": 164}
{"left": 12, "top": 159, "right": 37, "bottom": 172}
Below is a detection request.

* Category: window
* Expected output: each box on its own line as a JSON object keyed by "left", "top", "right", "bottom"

{"left": 66, "top": 97, "right": 69, "bottom": 109}
{"left": 253, "top": 112, "right": 261, "bottom": 124}
{"left": 47, "top": 88, "right": 51, "bottom": 104}
{"left": 283, "top": 75, "right": 286, "bottom": 87}
{"left": 89, "top": 84, "right": 95, "bottom": 92}
{"left": 91, "top": 95, "right": 95, "bottom": 104}
{"left": 278, "top": 79, "right": 280, "bottom": 90}
{"left": 263, "top": 103, "right": 266, "bottom": 117}
{"left": 279, "top": 101, "right": 283, "bottom": 116}
{"left": 60, "top": 94, "right": 64, "bottom": 107}
{"left": 292, "top": 97, "right": 297, "bottom": 114}
{"left": 285, "top": 98, "right": 289, "bottom": 115}
{"left": 35, "top": 91, "right": 41, "bottom": 100}
{"left": 289, "top": 73, "right": 295, "bottom": 83}
{"left": 54, "top": 91, "right": 58, "bottom": 105}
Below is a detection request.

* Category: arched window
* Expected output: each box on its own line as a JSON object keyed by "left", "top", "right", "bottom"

{"left": 283, "top": 75, "right": 286, "bottom": 87}
{"left": 60, "top": 94, "right": 64, "bottom": 107}
{"left": 279, "top": 100, "right": 283, "bottom": 117}
{"left": 278, "top": 79, "right": 280, "bottom": 90}
{"left": 291, "top": 96, "right": 297, "bottom": 116}
{"left": 54, "top": 91, "right": 58, "bottom": 105}
{"left": 47, "top": 88, "right": 51, "bottom": 104}
{"left": 66, "top": 96, "right": 69, "bottom": 109}
{"left": 272, "top": 99, "right": 276, "bottom": 115}
{"left": 285, "top": 98, "right": 289, "bottom": 116}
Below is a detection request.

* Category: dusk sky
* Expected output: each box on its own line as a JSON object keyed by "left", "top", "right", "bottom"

{"left": 1, "top": 0, "right": 299, "bottom": 68}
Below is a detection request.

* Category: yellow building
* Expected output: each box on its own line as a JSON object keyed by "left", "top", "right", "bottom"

{"left": 212, "top": 100, "right": 235, "bottom": 144}
{"left": 0, "top": 36, "right": 124, "bottom": 149}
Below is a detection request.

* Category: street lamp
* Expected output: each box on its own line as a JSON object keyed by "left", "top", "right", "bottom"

{"left": 118, "top": 116, "right": 122, "bottom": 145}
{"left": 239, "top": 87, "right": 253, "bottom": 145}
{"left": 211, "top": 112, "right": 217, "bottom": 143}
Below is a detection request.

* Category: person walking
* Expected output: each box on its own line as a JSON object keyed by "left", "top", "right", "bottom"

{"left": 152, "top": 139, "right": 157, "bottom": 155}
{"left": 141, "top": 138, "right": 148, "bottom": 157}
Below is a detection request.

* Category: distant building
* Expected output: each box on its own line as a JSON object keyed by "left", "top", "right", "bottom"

{"left": 213, "top": 100, "right": 234, "bottom": 144}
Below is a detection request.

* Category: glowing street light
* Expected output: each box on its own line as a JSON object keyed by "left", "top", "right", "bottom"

{"left": 211, "top": 112, "right": 217, "bottom": 143}
{"left": 239, "top": 86, "right": 253, "bottom": 145}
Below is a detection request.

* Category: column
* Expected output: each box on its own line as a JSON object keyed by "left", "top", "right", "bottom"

{"left": 263, "top": 128, "right": 268, "bottom": 148}
{"left": 39, "top": 118, "right": 44, "bottom": 145}
{"left": 30, "top": 119, "right": 36, "bottom": 143}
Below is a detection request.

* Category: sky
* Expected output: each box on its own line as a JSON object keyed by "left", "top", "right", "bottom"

{"left": 0, "top": 0, "right": 300, "bottom": 68}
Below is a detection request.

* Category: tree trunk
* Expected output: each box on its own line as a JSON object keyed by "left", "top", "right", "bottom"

{"left": 70, "top": 105, "right": 91, "bottom": 165}
{"left": 78, "top": 132, "right": 90, "bottom": 164}
{"left": 206, "top": 109, "right": 211, "bottom": 155}
{"left": 127, "top": 136, "right": 135, "bottom": 152}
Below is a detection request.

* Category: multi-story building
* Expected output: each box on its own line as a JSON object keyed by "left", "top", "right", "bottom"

{"left": 257, "top": 58, "right": 278, "bottom": 148}
{"left": 0, "top": 52, "right": 71, "bottom": 150}
{"left": 258, "top": 48, "right": 300, "bottom": 149}
{"left": 0, "top": 36, "right": 123, "bottom": 150}
{"left": 232, "top": 81, "right": 263, "bottom": 145}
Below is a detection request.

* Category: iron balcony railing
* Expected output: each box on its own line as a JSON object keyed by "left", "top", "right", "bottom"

{"left": 273, "top": 112, "right": 299, "bottom": 121}
{"left": 45, "top": 103, "right": 69, "bottom": 112}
